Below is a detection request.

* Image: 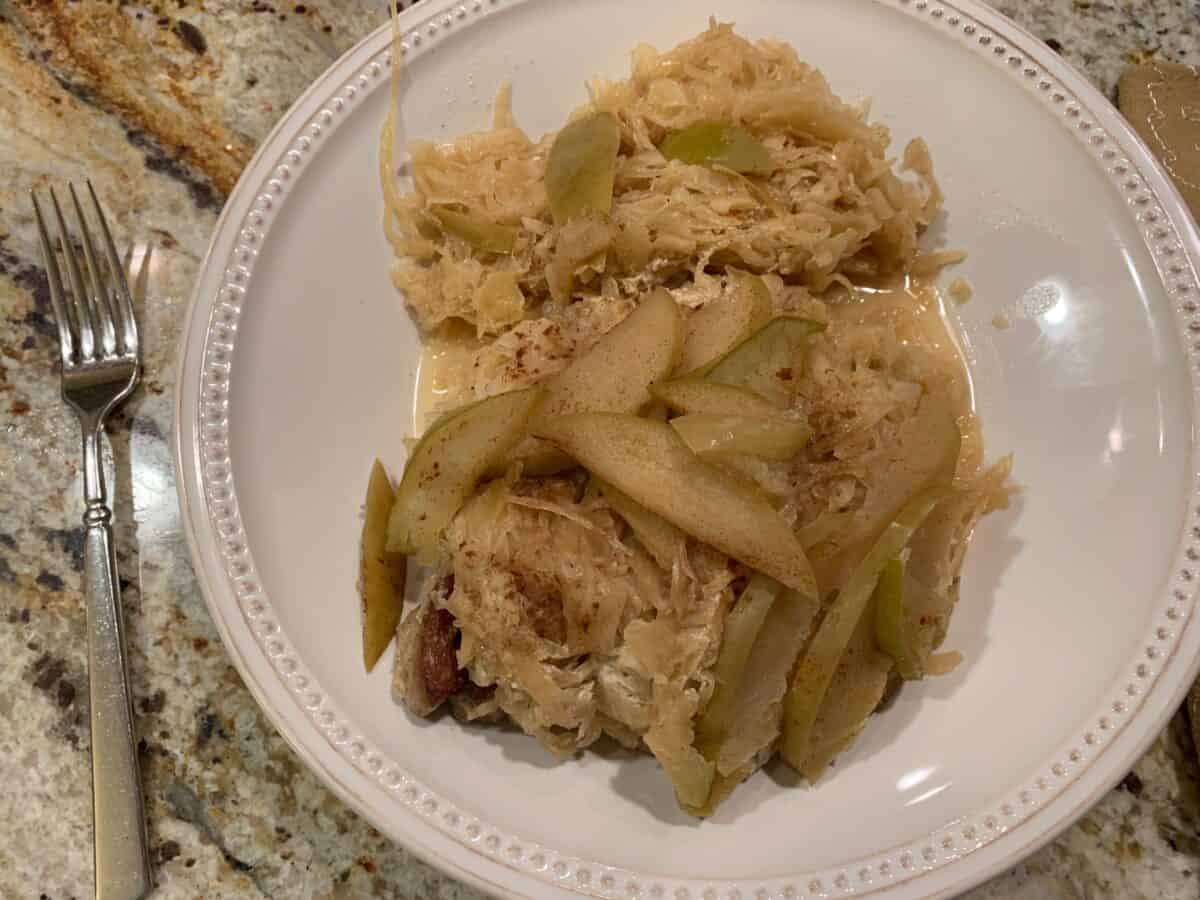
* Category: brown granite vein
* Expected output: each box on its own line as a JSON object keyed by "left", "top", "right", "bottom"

{"left": 6, "top": 0, "right": 251, "bottom": 199}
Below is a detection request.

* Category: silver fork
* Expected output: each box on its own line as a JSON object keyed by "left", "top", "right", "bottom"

{"left": 33, "top": 183, "right": 152, "bottom": 900}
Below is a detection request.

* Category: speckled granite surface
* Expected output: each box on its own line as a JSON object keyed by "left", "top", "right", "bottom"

{"left": 1, "top": 1, "right": 1198, "bottom": 898}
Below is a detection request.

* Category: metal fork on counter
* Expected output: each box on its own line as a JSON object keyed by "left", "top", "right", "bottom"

{"left": 32, "top": 183, "right": 153, "bottom": 900}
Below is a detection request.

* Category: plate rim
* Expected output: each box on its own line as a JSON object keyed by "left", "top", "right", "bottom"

{"left": 172, "top": 1, "right": 1200, "bottom": 897}
{"left": 170, "top": 21, "right": 558, "bottom": 899}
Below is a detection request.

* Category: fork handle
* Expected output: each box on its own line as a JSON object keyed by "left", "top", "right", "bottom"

{"left": 82, "top": 427, "right": 152, "bottom": 900}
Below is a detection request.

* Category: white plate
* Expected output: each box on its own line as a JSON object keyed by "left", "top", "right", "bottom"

{"left": 174, "top": 1, "right": 1200, "bottom": 897}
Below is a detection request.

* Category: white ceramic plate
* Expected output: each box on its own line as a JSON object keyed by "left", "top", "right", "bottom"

{"left": 174, "top": 1, "right": 1200, "bottom": 897}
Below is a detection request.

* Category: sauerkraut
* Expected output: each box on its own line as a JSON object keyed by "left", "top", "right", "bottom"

{"left": 378, "top": 21, "right": 1013, "bottom": 816}
{"left": 385, "top": 21, "right": 944, "bottom": 339}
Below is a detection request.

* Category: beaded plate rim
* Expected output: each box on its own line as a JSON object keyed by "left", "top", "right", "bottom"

{"left": 176, "top": 1, "right": 1200, "bottom": 897}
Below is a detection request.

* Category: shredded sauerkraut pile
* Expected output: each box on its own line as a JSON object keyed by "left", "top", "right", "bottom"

{"left": 385, "top": 21, "right": 959, "bottom": 342}
{"left": 378, "top": 21, "right": 1012, "bottom": 816}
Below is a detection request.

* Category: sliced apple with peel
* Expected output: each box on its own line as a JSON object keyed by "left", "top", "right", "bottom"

{"left": 535, "top": 413, "right": 817, "bottom": 597}
{"left": 658, "top": 122, "right": 773, "bottom": 176}
{"left": 598, "top": 479, "right": 685, "bottom": 570}
{"left": 360, "top": 459, "right": 407, "bottom": 671}
{"left": 430, "top": 207, "right": 518, "bottom": 254}
{"left": 695, "top": 574, "right": 782, "bottom": 755}
{"left": 545, "top": 111, "right": 621, "bottom": 225}
{"left": 387, "top": 386, "right": 544, "bottom": 559}
{"left": 677, "top": 270, "right": 773, "bottom": 375}
{"left": 705, "top": 583, "right": 820, "bottom": 811}
{"left": 873, "top": 557, "right": 924, "bottom": 680}
{"left": 670, "top": 414, "right": 811, "bottom": 460}
{"left": 800, "top": 610, "right": 894, "bottom": 782}
{"left": 707, "top": 315, "right": 825, "bottom": 406}
{"left": 650, "top": 377, "right": 783, "bottom": 419}
{"left": 540, "top": 289, "right": 682, "bottom": 419}
{"left": 811, "top": 393, "right": 962, "bottom": 588}
{"left": 780, "top": 486, "right": 951, "bottom": 771}
{"left": 518, "top": 288, "right": 684, "bottom": 473}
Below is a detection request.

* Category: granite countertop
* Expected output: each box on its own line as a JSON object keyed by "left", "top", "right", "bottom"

{"left": 1, "top": 1, "right": 1199, "bottom": 897}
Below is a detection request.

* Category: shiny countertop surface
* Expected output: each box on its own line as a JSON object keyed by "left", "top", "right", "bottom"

{"left": 2, "top": 1, "right": 1199, "bottom": 897}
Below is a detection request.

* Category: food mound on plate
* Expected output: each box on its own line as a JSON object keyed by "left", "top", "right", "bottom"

{"left": 362, "top": 21, "right": 1012, "bottom": 817}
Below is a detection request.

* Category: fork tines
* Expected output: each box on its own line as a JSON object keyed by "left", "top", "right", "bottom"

{"left": 32, "top": 182, "right": 140, "bottom": 368}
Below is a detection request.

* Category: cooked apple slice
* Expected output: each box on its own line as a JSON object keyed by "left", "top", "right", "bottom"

{"left": 874, "top": 565, "right": 962, "bottom": 683}
{"left": 644, "top": 683, "right": 715, "bottom": 811}
{"left": 387, "top": 386, "right": 544, "bottom": 559}
{"left": 873, "top": 557, "right": 925, "bottom": 680}
{"left": 707, "top": 315, "right": 825, "bottom": 406}
{"left": 535, "top": 413, "right": 817, "bottom": 596}
{"left": 677, "top": 271, "right": 773, "bottom": 375}
{"left": 545, "top": 111, "right": 621, "bottom": 225}
{"left": 686, "top": 580, "right": 820, "bottom": 817}
{"left": 714, "top": 584, "right": 820, "bottom": 773}
{"left": 431, "top": 207, "right": 517, "bottom": 254}
{"left": 650, "top": 377, "right": 782, "bottom": 419}
{"left": 695, "top": 574, "right": 781, "bottom": 754}
{"left": 545, "top": 215, "right": 611, "bottom": 305}
{"left": 812, "top": 393, "right": 962, "bottom": 588}
{"left": 519, "top": 288, "right": 684, "bottom": 473}
{"left": 800, "top": 611, "right": 894, "bottom": 782}
{"left": 361, "top": 460, "right": 407, "bottom": 671}
{"left": 541, "top": 288, "right": 682, "bottom": 417}
{"left": 658, "top": 122, "right": 772, "bottom": 175}
{"left": 780, "top": 487, "right": 951, "bottom": 771}
{"left": 670, "top": 414, "right": 811, "bottom": 460}
{"left": 599, "top": 480, "right": 685, "bottom": 570}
